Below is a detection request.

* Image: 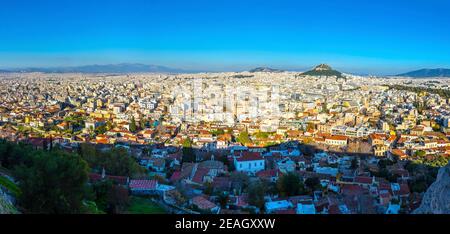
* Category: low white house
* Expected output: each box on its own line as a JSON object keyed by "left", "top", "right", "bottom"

{"left": 234, "top": 152, "right": 265, "bottom": 174}
{"left": 314, "top": 166, "right": 338, "bottom": 177}
{"left": 265, "top": 200, "right": 293, "bottom": 214}
{"left": 277, "top": 158, "right": 296, "bottom": 173}
{"left": 297, "top": 203, "right": 316, "bottom": 214}
{"left": 325, "top": 135, "right": 348, "bottom": 146}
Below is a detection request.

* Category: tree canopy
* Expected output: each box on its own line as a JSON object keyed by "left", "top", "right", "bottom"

{"left": 248, "top": 180, "right": 266, "bottom": 209}
{"left": 79, "top": 143, "right": 146, "bottom": 177}
{"left": 181, "top": 138, "right": 196, "bottom": 163}
{"left": 0, "top": 140, "right": 89, "bottom": 213}
{"left": 276, "top": 173, "right": 306, "bottom": 197}
{"left": 236, "top": 131, "right": 252, "bottom": 145}
{"left": 129, "top": 116, "right": 137, "bottom": 133}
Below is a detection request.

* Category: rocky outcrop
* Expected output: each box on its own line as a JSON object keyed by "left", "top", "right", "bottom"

{"left": 413, "top": 163, "right": 450, "bottom": 214}
{"left": 0, "top": 189, "right": 19, "bottom": 214}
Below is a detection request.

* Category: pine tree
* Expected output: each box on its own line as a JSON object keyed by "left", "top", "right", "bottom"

{"left": 129, "top": 117, "right": 137, "bottom": 133}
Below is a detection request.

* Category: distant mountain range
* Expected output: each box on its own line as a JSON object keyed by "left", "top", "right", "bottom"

{"left": 249, "top": 67, "right": 284, "bottom": 73}
{"left": 301, "top": 64, "right": 344, "bottom": 78}
{"left": 0, "top": 63, "right": 190, "bottom": 74}
{"left": 3, "top": 63, "right": 449, "bottom": 78}
{"left": 396, "top": 68, "right": 450, "bottom": 78}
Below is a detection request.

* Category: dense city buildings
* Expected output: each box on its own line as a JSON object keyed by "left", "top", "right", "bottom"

{"left": 1, "top": 65, "right": 449, "bottom": 214}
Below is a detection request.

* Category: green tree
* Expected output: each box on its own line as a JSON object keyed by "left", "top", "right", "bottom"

{"left": 140, "top": 118, "right": 147, "bottom": 130}
{"left": 129, "top": 116, "right": 137, "bottom": 133}
{"left": 79, "top": 143, "right": 146, "bottom": 177}
{"left": 248, "top": 180, "right": 266, "bottom": 209}
{"left": 276, "top": 173, "right": 306, "bottom": 197}
{"left": 415, "top": 150, "right": 426, "bottom": 158}
{"left": 106, "top": 120, "right": 114, "bottom": 131}
{"left": 255, "top": 132, "right": 270, "bottom": 139}
{"left": 230, "top": 171, "right": 250, "bottom": 194}
{"left": 237, "top": 131, "right": 252, "bottom": 145}
{"left": 220, "top": 155, "right": 235, "bottom": 171}
{"left": 90, "top": 180, "right": 129, "bottom": 214}
{"left": 203, "top": 182, "right": 214, "bottom": 195}
{"left": 350, "top": 158, "right": 359, "bottom": 169}
{"left": 95, "top": 125, "right": 107, "bottom": 135}
{"left": 217, "top": 192, "right": 229, "bottom": 208}
{"left": 182, "top": 138, "right": 196, "bottom": 163}
{"left": 102, "top": 147, "right": 146, "bottom": 177}
{"left": 321, "top": 101, "right": 329, "bottom": 114}
{"left": 13, "top": 149, "right": 89, "bottom": 213}
{"left": 210, "top": 129, "right": 225, "bottom": 136}
{"left": 432, "top": 124, "right": 441, "bottom": 132}
{"left": 410, "top": 178, "right": 428, "bottom": 193}
{"left": 304, "top": 177, "right": 321, "bottom": 192}
{"left": 0, "top": 141, "right": 34, "bottom": 168}
{"left": 90, "top": 180, "right": 113, "bottom": 212}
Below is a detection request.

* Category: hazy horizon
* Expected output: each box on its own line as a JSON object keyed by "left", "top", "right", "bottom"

{"left": 2, "top": 61, "right": 449, "bottom": 76}
{"left": 1, "top": 0, "right": 450, "bottom": 75}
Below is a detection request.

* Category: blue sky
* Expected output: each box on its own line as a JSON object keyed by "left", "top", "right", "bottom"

{"left": 0, "top": 0, "right": 449, "bottom": 74}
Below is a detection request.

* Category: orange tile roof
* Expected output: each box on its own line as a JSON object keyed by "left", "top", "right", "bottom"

{"left": 326, "top": 135, "right": 348, "bottom": 141}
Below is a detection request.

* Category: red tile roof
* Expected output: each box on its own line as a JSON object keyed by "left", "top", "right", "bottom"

{"left": 391, "top": 149, "right": 407, "bottom": 158}
{"left": 192, "top": 168, "right": 209, "bottom": 184}
{"left": 129, "top": 179, "right": 157, "bottom": 190}
{"left": 341, "top": 184, "right": 367, "bottom": 196}
{"left": 326, "top": 135, "right": 349, "bottom": 141}
{"left": 212, "top": 177, "right": 232, "bottom": 189}
{"left": 378, "top": 182, "right": 392, "bottom": 192}
{"left": 354, "top": 176, "right": 372, "bottom": 184}
{"left": 328, "top": 204, "right": 341, "bottom": 214}
{"left": 273, "top": 209, "right": 296, "bottom": 214}
{"left": 370, "top": 133, "right": 387, "bottom": 140}
{"left": 236, "top": 152, "right": 263, "bottom": 162}
{"left": 170, "top": 171, "right": 182, "bottom": 182}
{"left": 192, "top": 196, "right": 217, "bottom": 210}
{"left": 256, "top": 169, "right": 278, "bottom": 178}
{"left": 89, "top": 173, "right": 102, "bottom": 182}
{"left": 88, "top": 173, "right": 128, "bottom": 185}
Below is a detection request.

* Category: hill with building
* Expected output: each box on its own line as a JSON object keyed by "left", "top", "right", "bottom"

{"left": 301, "top": 64, "right": 344, "bottom": 78}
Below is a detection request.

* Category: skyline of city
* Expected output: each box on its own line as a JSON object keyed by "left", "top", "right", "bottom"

{"left": 1, "top": 0, "right": 450, "bottom": 74}
{"left": 2, "top": 0, "right": 450, "bottom": 219}
{"left": 2, "top": 64, "right": 450, "bottom": 216}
